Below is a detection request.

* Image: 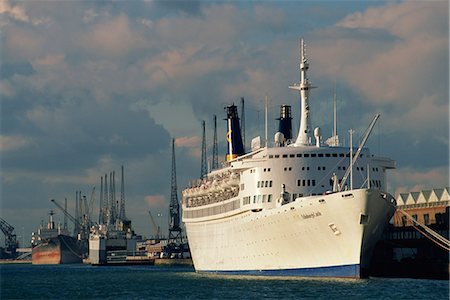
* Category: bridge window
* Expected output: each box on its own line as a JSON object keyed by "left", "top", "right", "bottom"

{"left": 424, "top": 214, "right": 430, "bottom": 225}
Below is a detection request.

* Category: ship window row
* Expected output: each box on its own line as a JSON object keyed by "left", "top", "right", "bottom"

{"left": 243, "top": 194, "right": 273, "bottom": 205}
{"left": 284, "top": 167, "right": 292, "bottom": 171}
{"left": 384, "top": 230, "right": 428, "bottom": 240}
{"left": 184, "top": 199, "right": 240, "bottom": 219}
{"left": 297, "top": 179, "right": 316, "bottom": 187}
{"left": 291, "top": 193, "right": 303, "bottom": 201}
{"left": 372, "top": 167, "right": 379, "bottom": 172}
{"left": 269, "top": 153, "right": 366, "bottom": 159}
{"left": 257, "top": 180, "right": 273, "bottom": 188}
{"left": 370, "top": 180, "right": 382, "bottom": 188}
{"left": 263, "top": 168, "right": 271, "bottom": 172}
{"left": 400, "top": 201, "right": 449, "bottom": 210}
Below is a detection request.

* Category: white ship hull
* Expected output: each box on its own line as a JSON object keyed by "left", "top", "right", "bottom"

{"left": 185, "top": 189, "right": 395, "bottom": 278}
{"left": 182, "top": 40, "right": 396, "bottom": 278}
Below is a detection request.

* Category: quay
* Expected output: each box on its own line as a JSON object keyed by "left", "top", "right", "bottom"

{"left": 370, "top": 187, "right": 449, "bottom": 280}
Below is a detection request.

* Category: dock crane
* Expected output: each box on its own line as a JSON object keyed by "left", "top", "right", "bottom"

{"left": 50, "top": 199, "right": 89, "bottom": 256}
{"left": 0, "top": 218, "right": 19, "bottom": 257}
{"left": 87, "top": 187, "right": 96, "bottom": 227}
{"left": 50, "top": 199, "right": 82, "bottom": 230}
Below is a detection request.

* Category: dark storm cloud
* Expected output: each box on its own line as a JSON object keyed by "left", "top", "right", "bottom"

{"left": 155, "top": 0, "right": 202, "bottom": 16}
{"left": 0, "top": 61, "right": 35, "bottom": 78}
{"left": 2, "top": 95, "right": 169, "bottom": 172}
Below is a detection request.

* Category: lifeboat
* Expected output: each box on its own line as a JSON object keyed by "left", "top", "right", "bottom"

{"left": 228, "top": 173, "right": 240, "bottom": 186}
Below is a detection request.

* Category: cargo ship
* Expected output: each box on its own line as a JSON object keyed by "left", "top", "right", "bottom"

{"left": 182, "top": 40, "right": 396, "bottom": 278}
{"left": 31, "top": 211, "right": 82, "bottom": 264}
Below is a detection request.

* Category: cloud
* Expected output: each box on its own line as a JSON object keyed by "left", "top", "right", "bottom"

{"left": 391, "top": 166, "right": 449, "bottom": 197}
{"left": 0, "top": 0, "right": 51, "bottom": 26}
{"left": 33, "top": 53, "right": 65, "bottom": 67}
{"left": 79, "top": 13, "right": 150, "bottom": 57}
{"left": 0, "top": 0, "right": 29, "bottom": 23}
{"left": 175, "top": 136, "right": 200, "bottom": 148}
{"left": 307, "top": 1, "right": 448, "bottom": 153}
{"left": 82, "top": 8, "right": 99, "bottom": 23}
{"left": 0, "top": 135, "right": 31, "bottom": 151}
{"left": 144, "top": 195, "right": 167, "bottom": 208}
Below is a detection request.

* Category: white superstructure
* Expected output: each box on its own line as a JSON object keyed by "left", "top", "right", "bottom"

{"left": 182, "top": 40, "right": 396, "bottom": 278}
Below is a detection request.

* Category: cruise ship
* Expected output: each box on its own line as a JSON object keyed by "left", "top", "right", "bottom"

{"left": 182, "top": 40, "right": 396, "bottom": 278}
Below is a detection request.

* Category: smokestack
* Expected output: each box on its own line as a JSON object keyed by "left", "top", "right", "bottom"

{"left": 225, "top": 104, "right": 244, "bottom": 161}
{"left": 277, "top": 105, "right": 293, "bottom": 141}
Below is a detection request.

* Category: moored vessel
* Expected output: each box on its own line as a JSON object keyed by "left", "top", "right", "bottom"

{"left": 31, "top": 211, "right": 82, "bottom": 264}
{"left": 32, "top": 235, "right": 82, "bottom": 265}
{"left": 182, "top": 39, "right": 396, "bottom": 278}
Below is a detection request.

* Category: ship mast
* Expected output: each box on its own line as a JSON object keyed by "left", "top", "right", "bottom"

{"left": 289, "top": 39, "right": 314, "bottom": 146}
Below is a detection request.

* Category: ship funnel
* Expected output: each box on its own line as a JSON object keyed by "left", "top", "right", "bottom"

{"left": 277, "top": 105, "right": 293, "bottom": 142}
{"left": 225, "top": 104, "right": 244, "bottom": 161}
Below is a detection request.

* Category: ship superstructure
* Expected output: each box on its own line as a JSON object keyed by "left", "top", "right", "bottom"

{"left": 182, "top": 40, "right": 396, "bottom": 278}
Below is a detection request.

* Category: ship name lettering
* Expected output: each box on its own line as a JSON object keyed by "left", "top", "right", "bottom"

{"left": 301, "top": 211, "right": 322, "bottom": 219}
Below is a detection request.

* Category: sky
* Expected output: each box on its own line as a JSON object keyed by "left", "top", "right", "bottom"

{"left": 1, "top": 0, "right": 448, "bottom": 246}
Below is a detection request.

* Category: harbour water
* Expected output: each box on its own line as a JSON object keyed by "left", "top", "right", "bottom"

{"left": 1, "top": 264, "right": 448, "bottom": 299}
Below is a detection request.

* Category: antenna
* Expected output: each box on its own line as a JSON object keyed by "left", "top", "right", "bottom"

{"left": 212, "top": 115, "right": 218, "bottom": 170}
{"left": 265, "top": 95, "right": 268, "bottom": 147}
{"left": 200, "top": 120, "right": 207, "bottom": 178}
{"left": 333, "top": 81, "right": 337, "bottom": 138}
{"left": 289, "top": 38, "right": 315, "bottom": 146}
{"left": 241, "top": 97, "right": 245, "bottom": 151}
{"left": 349, "top": 129, "right": 353, "bottom": 190}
